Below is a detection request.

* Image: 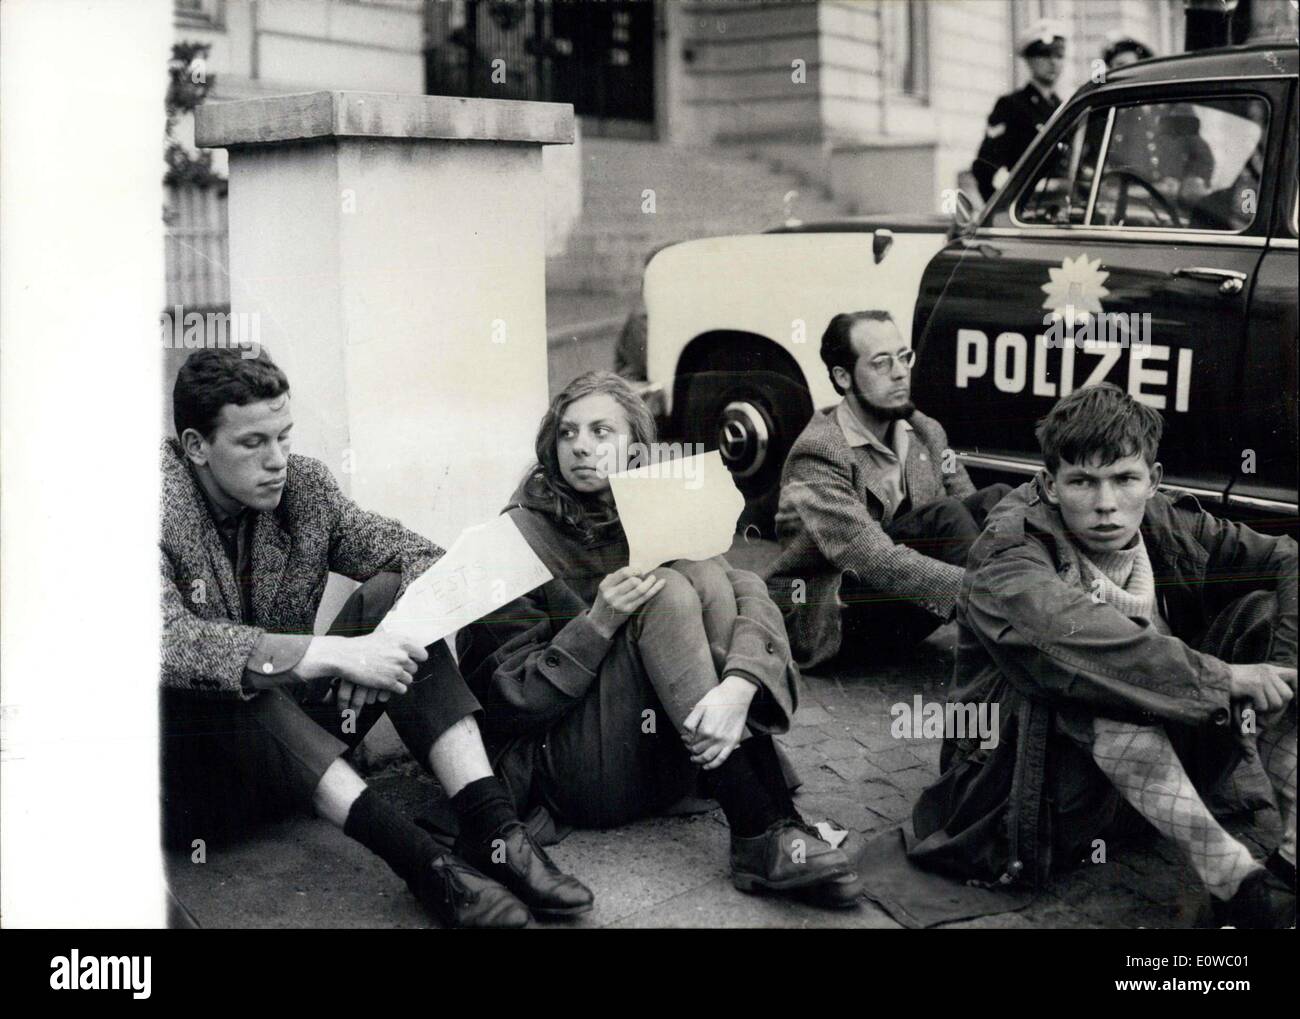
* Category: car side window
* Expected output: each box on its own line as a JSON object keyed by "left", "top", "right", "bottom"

{"left": 1014, "top": 108, "right": 1109, "bottom": 226}
{"left": 1090, "top": 96, "right": 1268, "bottom": 232}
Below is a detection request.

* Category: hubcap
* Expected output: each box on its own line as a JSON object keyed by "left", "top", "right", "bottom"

{"left": 717, "top": 401, "right": 770, "bottom": 480}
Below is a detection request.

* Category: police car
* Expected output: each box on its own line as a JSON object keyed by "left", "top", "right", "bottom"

{"left": 644, "top": 43, "right": 1298, "bottom": 535}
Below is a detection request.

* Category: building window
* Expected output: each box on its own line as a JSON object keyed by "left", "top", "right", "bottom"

{"left": 174, "top": 0, "right": 224, "bottom": 29}
{"left": 882, "top": 0, "right": 929, "bottom": 100}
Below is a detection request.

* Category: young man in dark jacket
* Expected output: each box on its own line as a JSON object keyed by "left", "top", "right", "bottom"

{"left": 161, "top": 346, "right": 592, "bottom": 927}
{"left": 909, "top": 384, "right": 1296, "bottom": 928}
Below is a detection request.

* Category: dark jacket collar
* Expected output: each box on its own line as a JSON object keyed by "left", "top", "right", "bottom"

{"left": 505, "top": 470, "right": 625, "bottom": 548}
{"left": 1003, "top": 474, "right": 1207, "bottom": 575}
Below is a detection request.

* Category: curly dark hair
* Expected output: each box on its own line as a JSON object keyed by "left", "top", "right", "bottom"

{"left": 173, "top": 346, "right": 289, "bottom": 440}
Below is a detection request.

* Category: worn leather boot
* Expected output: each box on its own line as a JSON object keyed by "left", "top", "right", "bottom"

{"left": 792, "top": 870, "right": 865, "bottom": 908}
{"left": 409, "top": 851, "right": 531, "bottom": 929}
{"left": 460, "top": 821, "right": 595, "bottom": 919}
{"left": 731, "top": 819, "right": 855, "bottom": 894}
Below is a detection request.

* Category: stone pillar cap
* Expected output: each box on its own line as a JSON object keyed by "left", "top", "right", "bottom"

{"left": 196, "top": 91, "right": 575, "bottom": 149}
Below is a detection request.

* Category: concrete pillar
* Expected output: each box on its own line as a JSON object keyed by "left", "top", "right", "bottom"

{"left": 196, "top": 91, "right": 574, "bottom": 544}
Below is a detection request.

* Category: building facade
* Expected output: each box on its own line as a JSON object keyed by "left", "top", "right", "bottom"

{"left": 168, "top": 0, "right": 1298, "bottom": 309}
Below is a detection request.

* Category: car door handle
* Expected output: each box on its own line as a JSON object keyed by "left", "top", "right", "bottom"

{"left": 1172, "top": 267, "right": 1248, "bottom": 295}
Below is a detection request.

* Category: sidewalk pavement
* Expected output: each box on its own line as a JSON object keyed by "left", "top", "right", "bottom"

{"left": 165, "top": 537, "right": 1279, "bottom": 928}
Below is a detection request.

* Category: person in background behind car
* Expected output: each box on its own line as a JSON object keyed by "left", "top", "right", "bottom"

{"left": 972, "top": 19, "right": 1067, "bottom": 202}
{"left": 1102, "top": 34, "right": 1153, "bottom": 71}
{"left": 614, "top": 244, "right": 673, "bottom": 383}
{"left": 764, "top": 310, "right": 1010, "bottom": 670}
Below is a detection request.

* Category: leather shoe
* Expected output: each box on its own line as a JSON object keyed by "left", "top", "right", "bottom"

{"left": 731, "top": 819, "right": 854, "bottom": 894}
{"left": 792, "top": 870, "right": 864, "bottom": 909}
{"left": 409, "top": 851, "right": 530, "bottom": 929}
{"left": 460, "top": 821, "right": 594, "bottom": 919}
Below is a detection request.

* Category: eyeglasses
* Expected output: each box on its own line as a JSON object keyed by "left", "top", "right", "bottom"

{"left": 863, "top": 349, "right": 917, "bottom": 375}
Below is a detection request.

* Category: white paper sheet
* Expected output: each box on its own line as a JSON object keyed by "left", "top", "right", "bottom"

{"left": 378, "top": 513, "right": 551, "bottom": 647}
{"left": 608, "top": 449, "right": 745, "bottom": 573}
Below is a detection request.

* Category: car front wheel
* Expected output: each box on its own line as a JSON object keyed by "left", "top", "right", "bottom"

{"left": 678, "top": 360, "right": 812, "bottom": 537}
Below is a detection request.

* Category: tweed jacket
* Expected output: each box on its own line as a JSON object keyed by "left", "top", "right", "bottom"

{"left": 160, "top": 439, "right": 442, "bottom": 700}
{"left": 764, "top": 405, "right": 976, "bottom": 668}
{"left": 909, "top": 479, "right": 1298, "bottom": 887}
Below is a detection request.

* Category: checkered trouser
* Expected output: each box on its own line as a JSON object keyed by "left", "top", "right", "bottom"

{"left": 1088, "top": 711, "right": 1295, "bottom": 900}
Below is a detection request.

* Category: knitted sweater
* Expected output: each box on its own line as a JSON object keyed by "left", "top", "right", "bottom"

{"left": 1062, "top": 532, "right": 1172, "bottom": 634}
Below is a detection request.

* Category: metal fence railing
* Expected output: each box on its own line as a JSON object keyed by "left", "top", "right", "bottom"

{"left": 163, "top": 182, "right": 229, "bottom": 310}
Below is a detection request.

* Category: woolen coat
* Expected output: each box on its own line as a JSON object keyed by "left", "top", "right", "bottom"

{"left": 159, "top": 439, "right": 440, "bottom": 699}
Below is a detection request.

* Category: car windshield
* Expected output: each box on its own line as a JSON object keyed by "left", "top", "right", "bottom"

{"left": 1015, "top": 94, "right": 1269, "bottom": 232}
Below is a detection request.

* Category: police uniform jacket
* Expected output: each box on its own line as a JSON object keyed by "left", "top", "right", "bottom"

{"left": 973, "top": 83, "right": 1062, "bottom": 200}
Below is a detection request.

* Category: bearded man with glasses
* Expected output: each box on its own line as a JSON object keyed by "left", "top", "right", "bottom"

{"left": 765, "top": 310, "right": 1011, "bottom": 668}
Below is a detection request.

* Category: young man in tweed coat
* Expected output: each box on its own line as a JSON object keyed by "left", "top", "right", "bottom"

{"left": 765, "top": 310, "right": 1009, "bottom": 669}
{"left": 161, "top": 347, "right": 592, "bottom": 927}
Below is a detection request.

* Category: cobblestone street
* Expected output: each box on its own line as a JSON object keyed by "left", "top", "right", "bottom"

{"left": 167, "top": 545, "right": 1280, "bottom": 929}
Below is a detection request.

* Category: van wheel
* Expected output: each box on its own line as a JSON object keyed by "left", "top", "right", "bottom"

{"left": 678, "top": 362, "right": 812, "bottom": 538}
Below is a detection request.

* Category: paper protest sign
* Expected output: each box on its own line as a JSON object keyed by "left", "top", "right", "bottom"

{"left": 379, "top": 513, "right": 551, "bottom": 647}
{"left": 608, "top": 449, "right": 745, "bottom": 573}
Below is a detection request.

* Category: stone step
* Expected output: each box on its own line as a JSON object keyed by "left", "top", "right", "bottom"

{"left": 548, "top": 139, "right": 849, "bottom": 293}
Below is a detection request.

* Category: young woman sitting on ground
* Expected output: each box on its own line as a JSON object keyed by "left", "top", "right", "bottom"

{"left": 456, "top": 371, "right": 859, "bottom": 905}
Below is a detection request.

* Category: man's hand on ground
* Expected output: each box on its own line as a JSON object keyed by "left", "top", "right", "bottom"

{"left": 297, "top": 632, "right": 427, "bottom": 707}
{"left": 1228, "top": 663, "right": 1296, "bottom": 714}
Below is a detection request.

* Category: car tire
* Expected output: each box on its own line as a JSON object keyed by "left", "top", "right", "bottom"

{"left": 678, "top": 358, "right": 812, "bottom": 538}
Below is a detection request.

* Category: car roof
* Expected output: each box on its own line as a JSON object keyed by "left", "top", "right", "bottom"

{"left": 764, "top": 44, "right": 1297, "bottom": 238}
{"left": 1085, "top": 40, "right": 1297, "bottom": 92}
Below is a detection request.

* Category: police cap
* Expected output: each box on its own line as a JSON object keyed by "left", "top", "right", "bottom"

{"left": 1019, "top": 18, "right": 1067, "bottom": 58}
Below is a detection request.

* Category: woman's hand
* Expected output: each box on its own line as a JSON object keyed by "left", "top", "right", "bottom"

{"left": 682, "top": 676, "right": 758, "bottom": 770}
{"left": 587, "top": 566, "right": 665, "bottom": 639}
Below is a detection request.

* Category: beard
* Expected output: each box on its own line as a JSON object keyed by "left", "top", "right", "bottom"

{"left": 850, "top": 374, "right": 915, "bottom": 421}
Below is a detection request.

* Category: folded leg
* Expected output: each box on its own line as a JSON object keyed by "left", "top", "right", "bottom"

{"left": 1089, "top": 716, "right": 1261, "bottom": 900}
{"left": 1257, "top": 707, "right": 1297, "bottom": 868}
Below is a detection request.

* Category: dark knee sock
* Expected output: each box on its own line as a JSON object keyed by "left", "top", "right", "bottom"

{"left": 450, "top": 775, "right": 518, "bottom": 851}
{"left": 704, "top": 750, "right": 783, "bottom": 838}
{"left": 743, "top": 735, "right": 798, "bottom": 821}
{"left": 343, "top": 787, "right": 440, "bottom": 886}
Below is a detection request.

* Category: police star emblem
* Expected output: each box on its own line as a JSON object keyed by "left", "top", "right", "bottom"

{"left": 1041, "top": 253, "right": 1110, "bottom": 327}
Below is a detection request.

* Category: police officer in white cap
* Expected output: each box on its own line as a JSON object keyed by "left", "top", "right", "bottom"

{"left": 972, "top": 19, "right": 1067, "bottom": 201}
{"left": 1102, "top": 33, "right": 1154, "bottom": 70}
